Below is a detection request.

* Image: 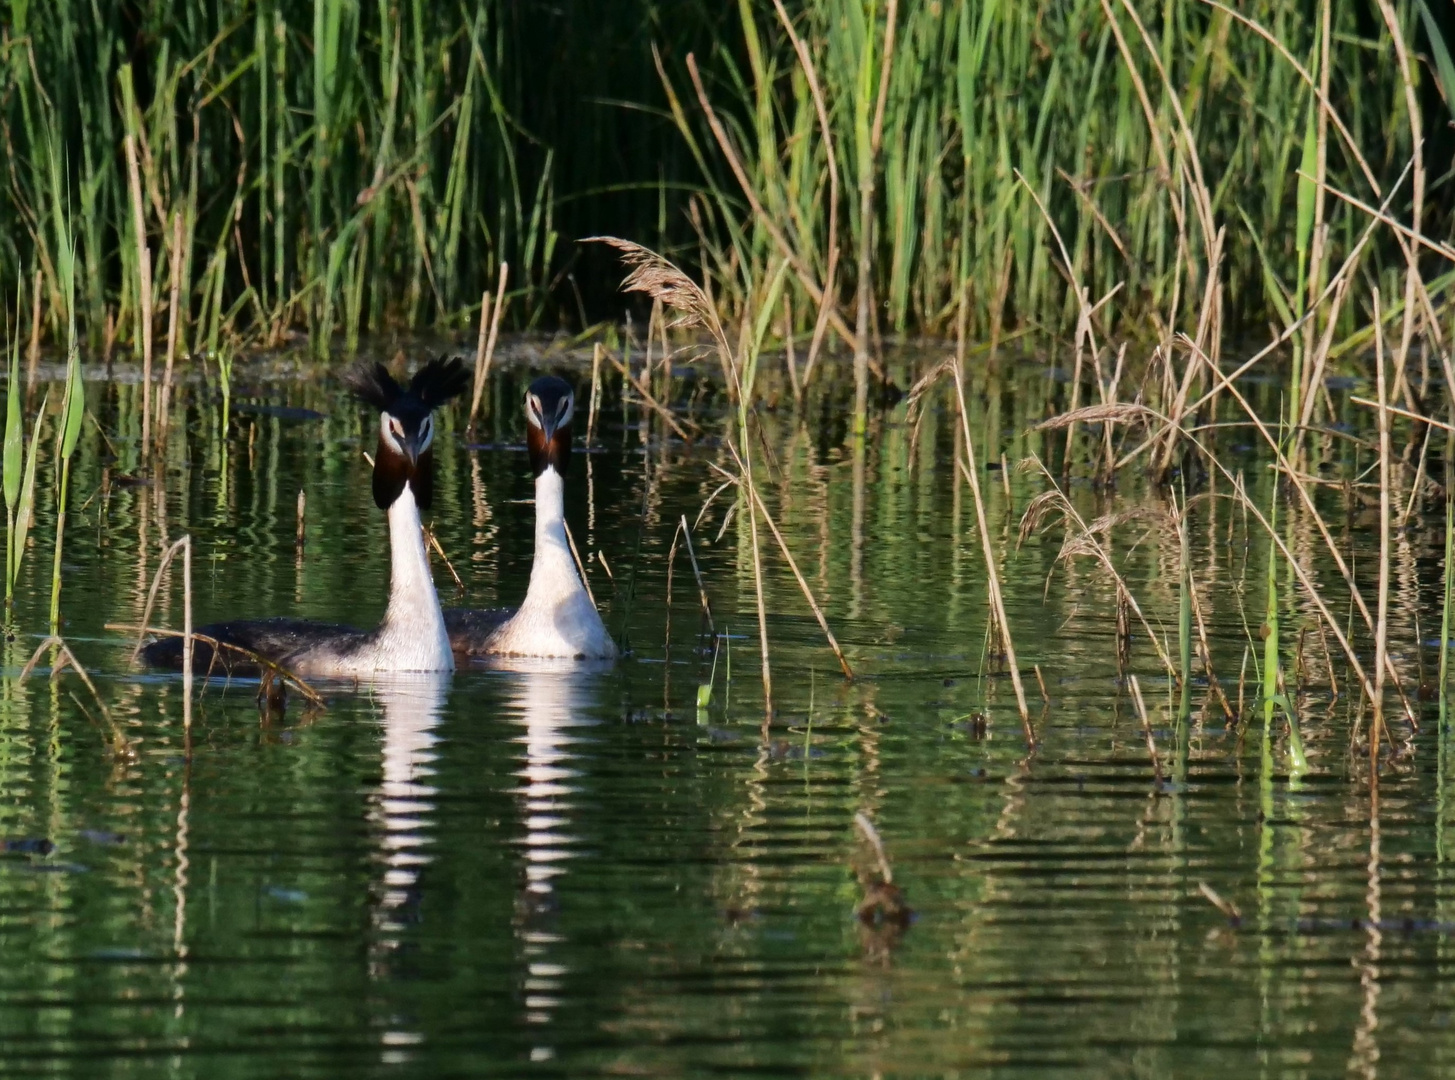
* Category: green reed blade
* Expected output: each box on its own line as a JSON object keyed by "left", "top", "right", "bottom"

{"left": 1417, "top": 0, "right": 1455, "bottom": 121}
{"left": 12, "top": 390, "right": 47, "bottom": 605}
{"left": 1261, "top": 482, "right": 1279, "bottom": 729}
{"left": 1440, "top": 481, "right": 1454, "bottom": 723}
{"left": 4, "top": 313, "right": 21, "bottom": 516}
{"left": 1178, "top": 493, "right": 1192, "bottom": 722}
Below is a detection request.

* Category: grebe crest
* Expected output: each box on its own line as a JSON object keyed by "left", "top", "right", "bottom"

{"left": 345, "top": 356, "right": 471, "bottom": 514}
{"left": 300, "top": 355, "right": 470, "bottom": 675}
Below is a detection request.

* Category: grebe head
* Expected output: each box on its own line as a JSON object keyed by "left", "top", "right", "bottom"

{"left": 345, "top": 355, "right": 471, "bottom": 511}
{"left": 524, "top": 375, "right": 574, "bottom": 478}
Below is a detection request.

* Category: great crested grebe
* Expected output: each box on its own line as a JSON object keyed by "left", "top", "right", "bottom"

{"left": 141, "top": 356, "right": 470, "bottom": 676}
{"left": 444, "top": 375, "right": 616, "bottom": 661}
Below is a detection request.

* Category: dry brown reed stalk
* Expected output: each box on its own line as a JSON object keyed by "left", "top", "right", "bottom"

{"left": 1013, "top": 169, "right": 1111, "bottom": 475}
{"left": 122, "top": 535, "right": 196, "bottom": 732}
{"left": 1159, "top": 226, "right": 1225, "bottom": 477}
{"left": 1178, "top": 335, "right": 1409, "bottom": 722}
{"left": 722, "top": 448, "right": 853, "bottom": 680}
{"left": 744, "top": 467, "right": 773, "bottom": 724}
{"left": 470, "top": 290, "right": 490, "bottom": 416}
{"left": 20, "top": 636, "right": 131, "bottom": 755}
{"left": 114, "top": 624, "right": 328, "bottom": 710}
{"left": 1298, "top": 276, "right": 1350, "bottom": 433}
{"left": 130, "top": 536, "right": 191, "bottom": 664}
{"left": 1348, "top": 399, "right": 1455, "bottom": 436}
{"left": 181, "top": 535, "right": 193, "bottom": 736}
{"left": 852, "top": 0, "right": 899, "bottom": 428}
{"left": 1096, "top": 0, "right": 1216, "bottom": 327}
{"left": 562, "top": 520, "right": 596, "bottom": 609}
{"left": 770, "top": 0, "right": 837, "bottom": 400}
{"left": 1128, "top": 675, "right": 1162, "bottom": 785}
{"left": 424, "top": 526, "right": 466, "bottom": 596}
{"left": 1370, "top": 0, "right": 1424, "bottom": 426}
{"left": 1019, "top": 460, "right": 1176, "bottom": 679}
{"left": 467, "top": 262, "right": 509, "bottom": 432}
{"left": 782, "top": 293, "right": 800, "bottom": 400}
{"left": 1199, "top": 1, "right": 1379, "bottom": 194}
{"left": 1035, "top": 402, "right": 1157, "bottom": 431}
{"left": 603, "top": 347, "right": 695, "bottom": 443}
{"left": 1372, "top": 290, "right": 1391, "bottom": 760}
{"left": 853, "top": 811, "right": 893, "bottom": 885}
{"left": 1116, "top": 157, "right": 1413, "bottom": 471}
{"left": 1222, "top": 467, "right": 1376, "bottom": 711}
{"left": 1198, "top": 881, "right": 1242, "bottom": 922}
{"left": 124, "top": 133, "right": 154, "bottom": 449}
{"left": 951, "top": 362, "right": 1032, "bottom": 739}
{"left": 1311, "top": 188, "right": 1455, "bottom": 294}
{"left": 587, "top": 341, "right": 603, "bottom": 446}
{"left": 1301, "top": 0, "right": 1333, "bottom": 407}
{"left": 675, "top": 514, "right": 715, "bottom": 636}
{"left": 592, "top": 236, "right": 777, "bottom": 714}
{"left": 1187, "top": 562, "right": 1236, "bottom": 722}
{"left": 597, "top": 237, "right": 854, "bottom": 720}
{"left": 159, "top": 210, "right": 185, "bottom": 441}
{"left": 665, "top": 515, "right": 717, "bottom": 666}
{"left": 25, "top": 269, "right": 40, "bottom": 395}
{"left": 643, "top": 298, "right": 660, "bottom": 383}
{"left": 585, "top": 236, "right": 737, "bottom": 387}
{"left": 676, "top": 56, "right": 883, "bottom": 383}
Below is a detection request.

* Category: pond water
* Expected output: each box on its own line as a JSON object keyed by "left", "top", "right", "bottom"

{"left": 0, "top": 344, "right": 1452, "bottom": 1077}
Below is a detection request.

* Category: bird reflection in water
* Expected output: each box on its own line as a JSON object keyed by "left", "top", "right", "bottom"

{"left": 360, "top": 672, "right": 449, "bottom": 1065}
{"left": 358, "top": 663, "right": 605, "bottom": 1065}
{"left": 499, "top": 658, "right": 608, "bottom": 1062}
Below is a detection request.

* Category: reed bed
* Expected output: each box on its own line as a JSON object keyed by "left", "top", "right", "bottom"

{"left": 0, "top": 0, "right": 1452, "bottom": 787}
{"left": 0, "top": 2, "right": 1444, "bottom": 361}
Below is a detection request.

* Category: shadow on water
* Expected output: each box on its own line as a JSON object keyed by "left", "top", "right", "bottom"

{"left": 0, "top": 347, "right": 1453, "bottom": 1076}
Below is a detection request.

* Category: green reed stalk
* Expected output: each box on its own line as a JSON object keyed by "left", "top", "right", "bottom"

{"left": 2, "top": 308, "right": 21, "bottom": 617}
{"left": 1288, "top": 81, "right": 1318, "bottom": 454}
{"left": 49, "top": 234, "right": 82, "bottom": 635}
{"left": 1177, "top": 491, "right": 1193, "bottom": 721}
{"left": 1441, "top": 475, "right": 1454, "bottom": 726}
{"left": 1261, "top": 484, "right": 1279, "bottom": 730}
{"left": 9, "top": 389, "right": 47, "bottom": 619}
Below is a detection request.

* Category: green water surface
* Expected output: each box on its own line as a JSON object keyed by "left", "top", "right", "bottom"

{"left": 0, "top": 348, "right": 1450, "bottom": 1078}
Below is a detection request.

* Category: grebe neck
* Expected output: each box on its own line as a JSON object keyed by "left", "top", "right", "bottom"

{"left": 527, "top": 467, "right": 577, "bottom": 597}
{"left": 482, "top": 465, "right": 615, "bottom": 659}
{"left": 378, "top": 485, "right": 453, "bottom": 671}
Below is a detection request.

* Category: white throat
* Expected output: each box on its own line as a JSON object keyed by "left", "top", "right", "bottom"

{"left": 485, "top": 466, "right": 616, "bottom": 659}
{"left": 358, "top": 485, "right": 456, "bottom": 673}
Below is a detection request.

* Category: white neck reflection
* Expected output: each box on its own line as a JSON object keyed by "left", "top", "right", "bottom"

{"left": 498, "top": 658, "right": 606, "bottom": 894}
{"left": 364, "top": 672, "right": 449, "bottom": 1067}
{"left": 494, "top": 657, "right": 608, "bottom": 1038}
{"left": 368, "top": 673, "right": 450, "bottom": 914}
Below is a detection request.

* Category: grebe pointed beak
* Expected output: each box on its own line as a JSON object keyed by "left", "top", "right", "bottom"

{"left": 400, "top": 434, "right": 422, "bottom": 467}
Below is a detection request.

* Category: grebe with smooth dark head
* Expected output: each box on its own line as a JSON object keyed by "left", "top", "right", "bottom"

{"left": 141, "top": 356, "right": 470, "bottom": 676}
{"left": 444, "top": 375, "right": 616, "bottom": 660}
